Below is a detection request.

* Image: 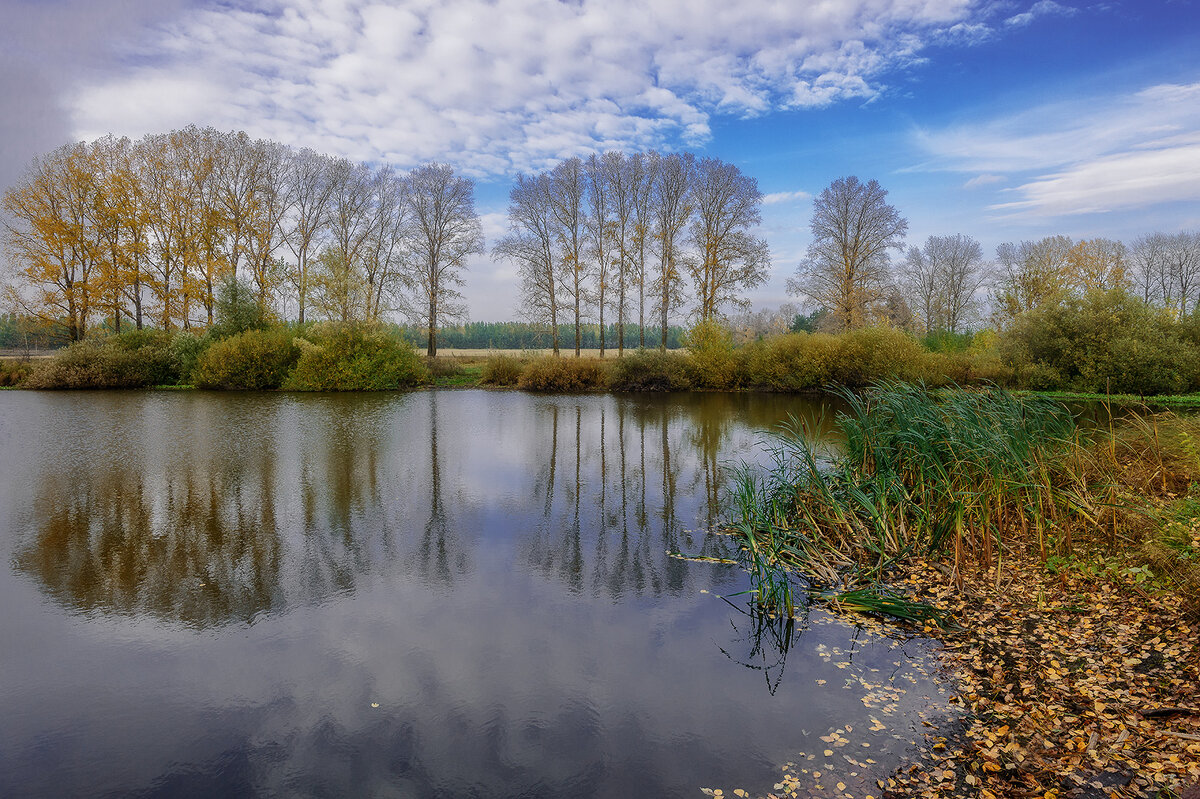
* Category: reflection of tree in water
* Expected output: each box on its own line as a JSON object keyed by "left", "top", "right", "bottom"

{"left": 523, "top": 394, "right": 759, "bottom": 599}
{"left": 419, "top": 392, "right": 469, "bottom": 584}
{"left": 17, "top": 453, "right": 282, "bottom": 628}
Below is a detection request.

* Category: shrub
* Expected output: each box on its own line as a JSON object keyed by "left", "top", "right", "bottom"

{"left": 480, "top": 355, "right": 525, "bottom": 386}
{"left": 283, "top": 324, "right": 427, "bottom": 391}
{"left": 0, "top": 358, "right": 32, "bottom": 387}
{"left": 999, "top": 289, "right": 1191, "bottom": 395}
{"left": 684, "top": 320, "right": 740, "bottom": 389}
{"left": 744, "top": 332, "right": 839, "bottom": 390}
{"left": 24, "top": 338, "right": 156, "bottom": 389}
{"left": 425, "top": 356, "right": 464, "bottom": 379}
{"left": 517, "top": 356, "right": 608, "bottom": 391}
{"left": 208, "top": 276, "right": 268, "bottom": 340}
{"left": 193, "top": 328, "right": 298, "bottom": 390}
{"left": 609, "top": 349, "right": 691, "bottom": 391}
{"left": 169, "top": 332, "right": 210, "bottom": 385}
{"left": 830, "top": 327, "right": 926, "bottom": 387}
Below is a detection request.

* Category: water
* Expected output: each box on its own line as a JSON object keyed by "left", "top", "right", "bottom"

{"left": 0, "top": 390, "right": 946, "bottom": 798}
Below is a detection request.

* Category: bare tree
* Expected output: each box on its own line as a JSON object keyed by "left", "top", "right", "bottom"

{"left": 629, "top": 153, "right": 654, "bottom": 347}
{"left": 651, "top": 151, "right": 694, "bottom": 348}
{"left": 586, "top": 153, "right": 612, "bottom": 356}
{"left": 281, "top": 148, "right": 337, "bottom": 323}
{"left": 902, "top": 234, "right": 985, "bottom": 334}
{"left": 361, "top": 166, "right": 410, "bottom": 322}
{"left": 991, "top": 235, "right": 1072, "bottom": 326}
{"left": 400, "top": 163, "right": 483, "bottom": 357}
{"left": 242, "top": 139, "right": 292, "bottom": 315}
{"left": 549, "top": 157, "right": 588, "bottom": 356}
{"left": 1160, "top": 232, "right": 1200, "bottom": 314}
{"left": 604, "top": 151, "right": 637, "bottom": 355}
{"left": 686, "top": 157, "right": 770, "bottom": 321}
{"left": 494, "top": 173, "right": 561, "bottom": 354}
{"left": 788, "top": 176, "right": 907, "bottom": 331}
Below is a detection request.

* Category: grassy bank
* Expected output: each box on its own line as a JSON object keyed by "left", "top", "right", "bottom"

{"left": 721, "top": 383, "right": 1200, "bottom": 797}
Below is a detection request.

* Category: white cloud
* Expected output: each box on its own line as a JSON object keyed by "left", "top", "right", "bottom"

{"left": 915, "top": 82, "right": 1200, "bottom": 216}
{"left": 1005, "top": 0, "right": 1077, "bottom": 27}
{"left": 963, "top": 174, "right": 1005, "bottom": 188}
{"left": 68, "top": 0, "right": 987, "bottom": 177}
{"left": 761, "top": 190, "right": 812, "bottom": 205}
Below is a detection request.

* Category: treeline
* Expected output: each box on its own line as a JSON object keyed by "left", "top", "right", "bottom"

{"left": 398, "top": 321, "right": 686, "bottom": 350}
{"left": 1, "top": 126, "right": 483, "bottom": 354}
{"left": 494, "top": 151, "right": 769, "bottom": 355}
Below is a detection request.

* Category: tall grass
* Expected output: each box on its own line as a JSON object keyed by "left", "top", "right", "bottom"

{"left": 727, "top": 383, "right": 1091, "bottom": 614}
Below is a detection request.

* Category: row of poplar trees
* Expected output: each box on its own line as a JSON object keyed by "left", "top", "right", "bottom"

{"left": 1, "top": 125, "right": 484, "bottom": 354}
{"left": 493, "top": 151, "right": 771, "bottom": 355}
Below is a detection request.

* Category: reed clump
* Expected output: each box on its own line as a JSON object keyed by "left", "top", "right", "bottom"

{"left": 727, "top": 383, "right": 1112, "bottom": 615}
{"left": 480, "top": 354, "right": 526, "bottom": 386}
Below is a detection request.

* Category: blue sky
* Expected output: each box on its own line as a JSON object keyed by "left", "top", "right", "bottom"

{"left": 1, "top": 0, "right": 1197, "bottom": 320}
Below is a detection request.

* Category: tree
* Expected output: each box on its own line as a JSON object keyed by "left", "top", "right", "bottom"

{"left": 651, "top": 152, "right": 694, "bottom": 348}
{"left": 494, "top": 173, "right": 561, "bottom": 354}
{"left": 628, "top": 153, "right": 654, "bottom": 347}
{"left": 903, "top": 234, "right": 985, "bottom": 334}
{"left": 281, "top": 148, "right": 337, "bottom": 324}
{"left": 1130, "top": 231, "right": 1200, "bottom": 314}
{"left": 603, "top": 151, "right": 637, "bottom": 356}
{"left": 686, "top": 157, "right": 770, "bottom": 321}
{"left": 1, "top": 142, "right": 103, "bottom": 340}
{"left": 992, "top": 235, "right": 1072, "bottom": 326}
{"left": 549, "top": 157, "right": 588, "bottom": 356}
{"left": 585, "top": 153, "right": 613, "bottom": 356}
{"left": 788, "top": 176, "right": 907, "bottom": 331}
{"left": 310, "top": 246, "right": 366, "bottom": 323}
{"left": 1065, "top": 238, "right": 1129, "bottom": 294}
{"left": 400, "top": 163, "right": 483, "bottom": 357}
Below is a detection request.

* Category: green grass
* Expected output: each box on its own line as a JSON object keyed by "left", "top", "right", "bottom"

{"left": 1020, "top": 389, "right": 1200, "bottom": 408}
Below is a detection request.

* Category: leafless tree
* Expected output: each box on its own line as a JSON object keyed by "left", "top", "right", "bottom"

{"left": 585, "top": 153, "right": 613, "bottom": 356}
{"left": 549, "top": 157, "right": 589, "bottom": 356}
{"left": 651, "top": 151, "right": 694, "bottom": 348}
{"left": 242, "top": 139, "right": 292, "bottom": 315}
{"left": 494, "top": 173, "right": 561, "bottom": 354}
{"left": 281, "top": 148, "right": 337, "bottom": 323}
{"left": 400, "top": 163, "right": 483, "bottom": 356}
{"left": 361, "top": 166, "right": 410, "bottom": 322}
{"left": 629, "top": 153, "right": 654, "bottom": 347}
{"left": 1132, "top": 231, "right": 1200, "bottom": 313}
{"left": 903, "top": 234, "right": 985, "bottom": 334}
{"left": 604, "top": 151, "right": 637, "bottom": 355}
{"left": 788, "top": 176, "right": 907, "bottom": 331}
{"left": 686, "top": 157, "right": 770, "bottom": 322}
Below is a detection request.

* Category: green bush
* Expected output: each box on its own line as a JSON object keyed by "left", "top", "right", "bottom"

{"left": 24, "top": 338, "right": 157, "bottom": 389}
{"left": 743, "top": 332, "right": 839, "bottom": 390}
{"left": 684, "top": 320, "right": 741, "bottom": 389}
{"left": 830, "top": 327, "right": 926, "bottom": 387}
{"left": 517, "top": 356, "right": 608, "bottom": 391}
{"left": 0, "top": 358, "right": 32, "bottom": 387}
{"left": 209, "top": 276, "right": 268, "bottom": 340}
{"left": 424, "top": 356, "right": 464, "bottom": 379}
{"left": 193, "top": 328, "right": 298, "bottom": 390}
{"left": 480, "top": 355, "right": 525, "bottom": 386}
{"left": 283, "top": 324, "right": 427, "bottom": 391}
{"left": 999, "top": 289, "right": 1191, "bottom": 395}
{"left": 609, "top": 349, "right": 691, "bottom": 391}
{"left": 169, "top": 332, "right": 210, "bottom": 385}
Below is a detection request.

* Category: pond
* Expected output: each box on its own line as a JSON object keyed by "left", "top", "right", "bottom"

{"left": 0, "top": 390, "right": 950, "bottom": 798}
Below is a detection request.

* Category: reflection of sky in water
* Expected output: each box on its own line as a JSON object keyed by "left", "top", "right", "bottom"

{"left": 0, "top": 390, "right": 939, "bottom": 798}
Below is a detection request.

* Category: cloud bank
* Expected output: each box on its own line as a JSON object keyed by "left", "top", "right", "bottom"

{"left": 68, "top": 0, "right": 989, "bottom": 176}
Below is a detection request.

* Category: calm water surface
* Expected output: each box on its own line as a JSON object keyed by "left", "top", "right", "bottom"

{"left": 0, "top": 390, "right": 946, "bottom": 798}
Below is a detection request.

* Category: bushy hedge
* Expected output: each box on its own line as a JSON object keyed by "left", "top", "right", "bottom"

{"left": 283, "top": 325, "right": 427, "bottom": 390}
{"left": 684, "top": 320, "right": 741, "bottom": 389}
{"left": 480, "top": 355, "right": 525, "bottom": 386}
{"left": 0, "top": 358, "right": 32, "bottom": 387}
{"left": 608, "top": 349, "right": 691, "bottom": 391}
{"left": 517, "top": 356, "right": 608, "bottom": 391}
{"left": 999, "top": 289, "right": 1196, "bottom": 394}
{"left": 193, "top": 328, "right": 299, "bottom": 390}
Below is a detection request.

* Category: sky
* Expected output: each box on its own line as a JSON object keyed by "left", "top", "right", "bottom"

{"left": 1, "top": 0, "right": 1198, "bottom": 321}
